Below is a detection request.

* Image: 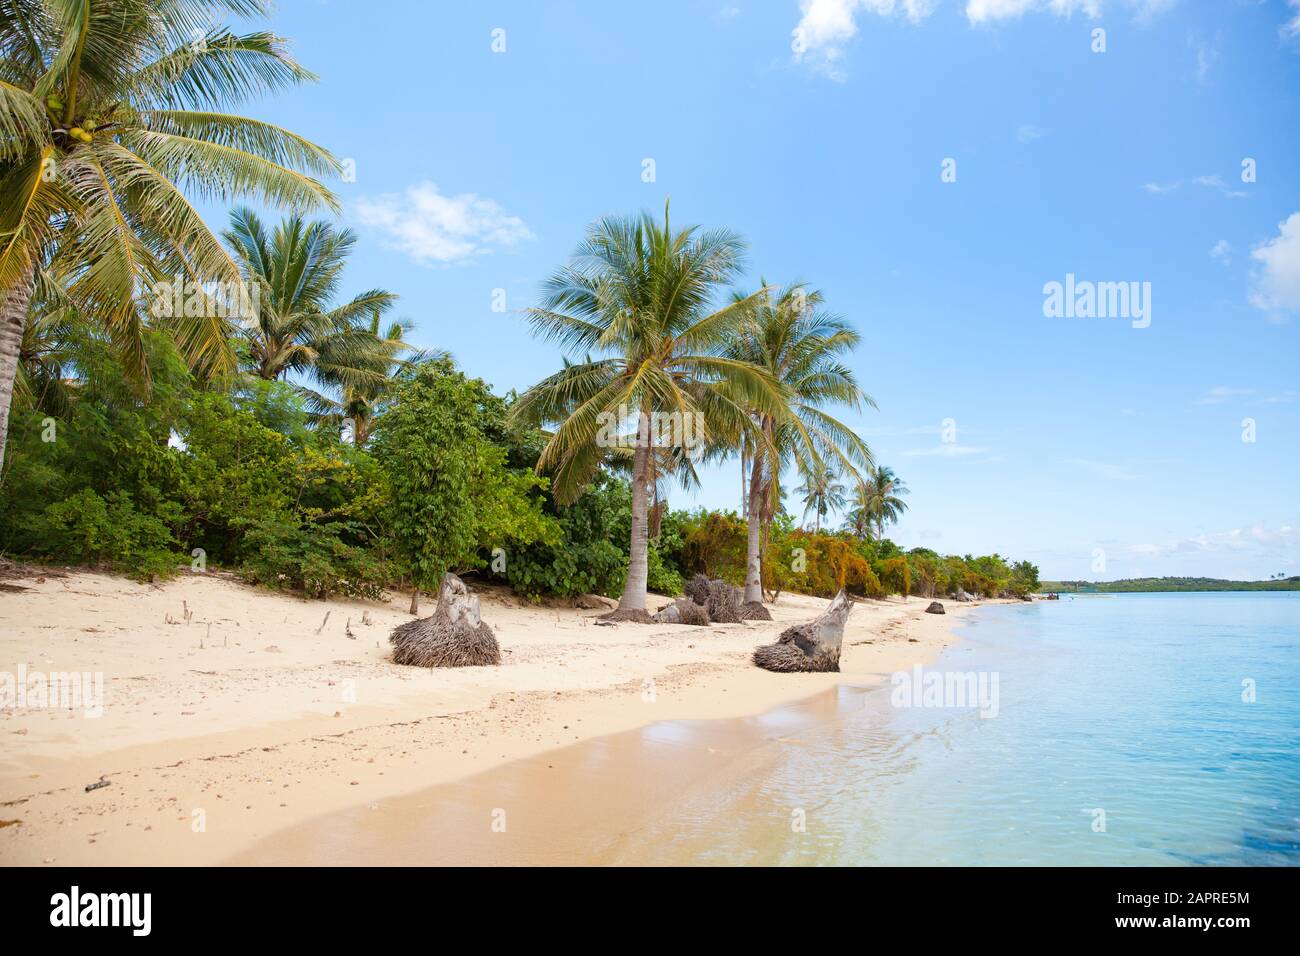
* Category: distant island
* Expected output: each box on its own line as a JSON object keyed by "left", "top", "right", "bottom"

{"left": 1040, "top": 577, "right": 1300, "bottom": 593}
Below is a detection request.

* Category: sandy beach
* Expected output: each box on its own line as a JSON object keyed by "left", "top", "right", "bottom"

{"left": 0, "top": 569, "right": 997, "bottom": 866}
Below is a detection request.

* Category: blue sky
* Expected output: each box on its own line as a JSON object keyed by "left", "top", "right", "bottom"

{"left": 211, "top": 0, "right": 1300, "bottom": 580}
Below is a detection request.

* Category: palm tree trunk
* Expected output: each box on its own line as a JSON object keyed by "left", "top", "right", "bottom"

{"left": 0, "top": 262, "right": 35, "bottom": 474}
{"left": 743, "top": 446, "right": 764, "bottom": 604}
{"left": 618, "top": 411, "right": 651, "bottom": 612}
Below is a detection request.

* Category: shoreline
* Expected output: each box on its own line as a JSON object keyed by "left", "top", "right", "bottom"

{"left": 0, "top": 569, "right": 1002, "bottom": 866}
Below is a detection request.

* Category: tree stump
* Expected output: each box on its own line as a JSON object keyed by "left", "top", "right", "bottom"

{"left": 390, "top": 573, "right": 500, "bottom": 667}
{"left": 684, "top": 574, "right": 771, "bottom": 623}
{"left": 653, "top": 598, "right": 711, "bottom": 626}
{"left": 753, "top": 590, "right": 853, "bottom": 673}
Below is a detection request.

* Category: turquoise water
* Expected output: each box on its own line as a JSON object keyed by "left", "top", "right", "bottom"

{"left": 611, "top": 594, "right": 1300, "bottom": 865}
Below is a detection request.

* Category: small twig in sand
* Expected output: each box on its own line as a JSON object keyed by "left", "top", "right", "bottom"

{"left": 316, "top": 611, "right": 331, "bottom": 635}
{"left": 183, "top": 600, "right": 193, "bottom": 625}
{"left": 345, "top": 618, "right": 356, "bottom": 640}
{"left": 84, "top": 777, "right": 110, "bottom": 793}
{"left": 361, "top": 611, "right": 373, "bottom": 626}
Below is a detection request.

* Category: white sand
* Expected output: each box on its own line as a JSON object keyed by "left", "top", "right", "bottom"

{"left": 0, "top": 568, "right": 998, "bottom": 865}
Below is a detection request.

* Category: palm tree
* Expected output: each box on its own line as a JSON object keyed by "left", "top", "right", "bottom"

{"left": 224, "top": 208, "right": 397, "bottom": 391}
{"left": 796, "top": 463, "right": 847, "bottom": 534}
{"left": 0, "top": 0, "right": 340, "bottom": 471}
{"left": 511, "top": 204, "right": 781, "bottom": 617}
{"left": 844, "top": 465, "right": 909, "bottom": 541}
{"left": 303, "top": 311, "right": 436, "bottom": 446}
{"left": 727, "top": 283, "right": 873, "bottom": 603}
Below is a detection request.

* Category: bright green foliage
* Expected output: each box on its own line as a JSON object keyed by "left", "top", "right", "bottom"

{"left": 507, "top": 472, "right": 684, "bottom": 599}
{"left": 507, "top": 473, "right": 632, "bottom": 599}
{"left": 239, "top": 514, "right": 385, "bottom": 599}
{"left": 20, "top": 488, "right": 182, "bottom": 581}
{"left": 371, "top": 361, "right": 553, "bottom": 596}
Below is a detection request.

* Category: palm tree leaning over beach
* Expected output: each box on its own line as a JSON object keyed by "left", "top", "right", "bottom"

{"left": 0, "top": 0, "right": 340, "bottom": 472}
{"left": 727, "top": 283, "right": 873, "bottom": 602}
{"left": 511, "top": 203, "right": 782, "bottom": 619}
{"left": 845, "top": 465, "right": 909, "bottom": 541}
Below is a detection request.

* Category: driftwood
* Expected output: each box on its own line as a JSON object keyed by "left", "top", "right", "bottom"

{"left": 753, "top": 590, "right": 853, "bottom": 673}
{"left": 390, "top": 573, "right": 500, "bottom": 667}
{"left": 652, "top": 598, "right": 711, "bottom": 626}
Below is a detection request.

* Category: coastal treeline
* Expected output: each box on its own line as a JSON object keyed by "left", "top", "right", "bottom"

{"left": 0, "top": 0, "right": 1040, "bottom": 608}
{"left": 1044, "top": 577, "right": 1300, "bottom": 592}
{"left": 0, "top": 321, "right": 1040, "bottom": 602}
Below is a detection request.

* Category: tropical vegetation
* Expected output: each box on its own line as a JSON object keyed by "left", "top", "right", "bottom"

{"left": 0, "top": 2, "right": 1043, "bottom": 612}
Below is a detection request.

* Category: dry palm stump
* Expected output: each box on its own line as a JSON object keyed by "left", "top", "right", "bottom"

{"left": 752, "top": 590, "right": 853, "bottom": 673}
{"left": 390, "top": 573, "right": 500, "bottom": 667}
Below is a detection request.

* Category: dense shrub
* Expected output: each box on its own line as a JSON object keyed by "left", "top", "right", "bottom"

{"left": 239, "top": 515, "right": 386, "bottom": 599}
{"left": 19, "top": 489, "right": 183, "bottom": 581}
{"left": 370, "top": 360, "right": 553, "bottom": 606}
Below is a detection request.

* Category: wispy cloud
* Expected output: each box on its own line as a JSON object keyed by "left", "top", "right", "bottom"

{"left": 1143, "top": 174, "right": 1247, "bottom": 199}
{"left": 1194, "top": 386, "right": 1253, "bottom": 406}
{"left": 965, "top": 0, "right": 1176, "bottom": 26}
{"left": 1128, "top": 523, "right": 1300, "bottom": 559}
{"left": 1191, "top": 31, "right": 1221, "bottom": 84}
{"left": 1063, "top": 458, "right": 1140, "bottom": 481}
{"left": 354, "top": 181, "right": 533, "bottom": 266}
{"left": 1249, "top": 211, "right": 1300, "bottom": 322}
{"left": 1209, "top": 239, "right": 1232, "bottom": 266}
{"left": 1016, "top": 124, "right": 1046, "bottom": 143}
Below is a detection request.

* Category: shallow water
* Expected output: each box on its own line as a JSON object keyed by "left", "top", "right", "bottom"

{"left": 606, "top": 593, "right": 1300, "bottom": 865}
{"left": 241, "top": 594, "right": 1300, "bottom": 866}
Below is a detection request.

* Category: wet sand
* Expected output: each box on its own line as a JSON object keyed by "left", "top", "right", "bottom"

{"left": 230, "top": 685, "right": 868, "bottom": 866}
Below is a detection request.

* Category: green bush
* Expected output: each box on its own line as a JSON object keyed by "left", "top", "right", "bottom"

{"left": 19, "top": 489, "right": 183, "bottom": 581}
{"left": 507, "top": 473, "right": 630, "bottom": 599}
{"left": 239, "top": 515, "right": 386, "bottom": 600}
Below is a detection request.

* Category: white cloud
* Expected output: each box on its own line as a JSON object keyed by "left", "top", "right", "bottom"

{"left": 1016, "top": 124, "right": 1046, "bottom": 143}
{"left": 1286, "top": 1, "right": 1300, "bottom": 38}
{"left": 1194, "top": 386, "right": 1253, "bottom": 406}
{"left": 1192, "top": 32, "right": 1222, "bottom": 84}
{"left": 965, "top": 0, "right": 1174, "bottom": 25}
{"left": 1128, "top": 523, "right": 1300, "bottom": 559}
{"left": 1249, "top": 211, "right": 1300, "bottom": 321}
{"left": 1209, "top": 239, "right": 1231, "bottom": 265}
{"left": 791, "top": 0, "right": 935, "bottom": 80}
{"left": 354, "top": 182, "right": 533, "bottom": 265}
{"left": 1142, "top": 174, "right": 1247, "bottom": 199}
